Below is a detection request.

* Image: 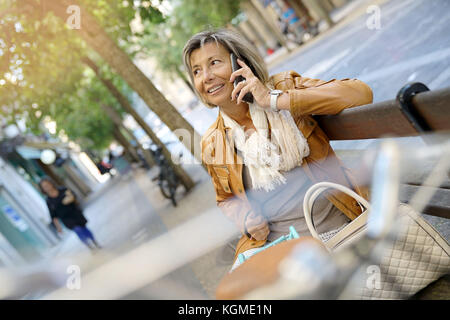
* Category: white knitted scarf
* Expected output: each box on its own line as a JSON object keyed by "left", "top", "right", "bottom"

{"left": 221, "top": 103, "right": 309, "bottom": 192}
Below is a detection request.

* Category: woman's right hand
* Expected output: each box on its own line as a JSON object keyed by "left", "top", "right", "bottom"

{"left": 62, "top": 190, "right": 75, "bottom": 205}
{"left": 245, "top": 212, "right": 270, "bottom": 241}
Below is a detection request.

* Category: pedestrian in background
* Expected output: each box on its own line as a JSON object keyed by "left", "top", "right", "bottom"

{"left": 39, "top": 177, "right": 101, "bottom": 251}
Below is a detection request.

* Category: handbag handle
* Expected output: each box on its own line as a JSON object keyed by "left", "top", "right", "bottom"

{"left": 303, "top": 182, "right": 371, "bottom": 241}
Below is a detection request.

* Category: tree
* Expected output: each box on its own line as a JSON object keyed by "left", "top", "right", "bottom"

{"left": 133, "top": 0, "right": 242, "bottom": 86}
{"left": 83, "top": 56, "right": 194, "bottom": 189}
{"left": 21, "top": 0, "right": 203, "bottom": 163}
{"left": 0, "top": 1, "right": 91, "bottom": 138}
{"left": 0, "top": 6, "right": 125, "bottom": 151}
{"left": 1, "top": 0, "right": 197, "bottom": 185}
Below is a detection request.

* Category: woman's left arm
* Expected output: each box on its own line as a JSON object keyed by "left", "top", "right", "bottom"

{"left": 272, "top": 71, "right": 373, "bottom": 117}
{"left": 231, "top": 62, "right": 373, "bottom": 116}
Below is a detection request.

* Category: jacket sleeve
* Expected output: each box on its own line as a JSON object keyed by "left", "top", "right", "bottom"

{"left": 202, "top": 127, "right": 268, "bottom": 238}
{"left": 272, "top": 71, "right": 373, "bottom": 118}
{"left": 205, "top": 163, "right": 266, "bottom": 236}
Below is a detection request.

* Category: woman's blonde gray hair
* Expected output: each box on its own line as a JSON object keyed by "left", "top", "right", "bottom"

{"left": 183, "top": 28, "right": 269, "bottom": 108}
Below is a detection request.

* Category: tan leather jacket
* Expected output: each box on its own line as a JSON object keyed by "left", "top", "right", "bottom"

{"left": 201, "top": 71, "right": 373, "bottom": 256}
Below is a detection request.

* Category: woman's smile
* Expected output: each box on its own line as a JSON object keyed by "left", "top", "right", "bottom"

{"left": 207, "top": 83, "right": 225, "bottom": 95}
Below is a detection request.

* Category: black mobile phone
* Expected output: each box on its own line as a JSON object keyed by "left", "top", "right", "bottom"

{"left": 230, "top": 53, "right": 254, "bottom": 103}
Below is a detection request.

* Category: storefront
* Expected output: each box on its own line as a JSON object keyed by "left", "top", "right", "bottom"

{"left": 0, "top": 157, "right": 59, "bottom": 266}
{"left": 0, "top": 190, "right": 46, "bottom": 264}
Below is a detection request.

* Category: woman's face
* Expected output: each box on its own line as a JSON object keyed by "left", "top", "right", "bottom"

{"left": 40, "top": 180, "right": 57, "bottom": 196}
{"left": 190, "top": 42, "right": 234, "bottom": 107}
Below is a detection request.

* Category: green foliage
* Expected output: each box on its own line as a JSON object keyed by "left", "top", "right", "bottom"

{"left": 0, "top": 0, "right": 236, "bottom": 150}
{"left": 76, "top": 0, "right": 166, "bottom": 57}
{"left": 172, "top": 0, "right": 242, "bottom": 33}
{"left": 0, "top": 0, "right": 137, "bottom": 151}
{"left": 132, "top": 0, "right": 242, "bottom": 81}
{"left": 138, "top": 5, "right": 165, "bottom": 24}
{"left": 76, "top": 0, "right": 135, "bottom": 47}
{"left": 0, "top": 4, "right": 84, "bottom": 123}
{"left": 48, "top": 65, "right": 132, "bottom": 151}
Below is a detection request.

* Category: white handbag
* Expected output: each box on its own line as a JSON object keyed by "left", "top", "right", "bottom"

{"left": 304, "top": 182, "right": 450, "bottom": 299}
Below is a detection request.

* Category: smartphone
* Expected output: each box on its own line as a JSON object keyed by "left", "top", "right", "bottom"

{"left": 230, "top": 53, "right": 254, "bottom": 103}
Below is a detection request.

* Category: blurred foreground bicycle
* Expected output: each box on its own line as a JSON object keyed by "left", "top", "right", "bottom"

{"left": 216, "top": 139, "right": 450, "bottom": 300}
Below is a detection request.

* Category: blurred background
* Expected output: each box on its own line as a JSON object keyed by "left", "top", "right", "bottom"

{"left": 0, "top": 0, "right": 449, "bottom": 299}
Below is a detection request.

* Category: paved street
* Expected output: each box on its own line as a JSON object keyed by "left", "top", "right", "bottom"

{"left": 42, "top": 164, "right": 226, "bottom": 299}
{"left": 38, "top": 0, "right": 449, "bottom": 299}
{"left": 270, "top": 0, "right": 450, "bottom": 101}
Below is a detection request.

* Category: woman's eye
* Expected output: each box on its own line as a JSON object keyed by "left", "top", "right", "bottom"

{"left": 211, "top": 60, "right": 220, "bottom": 65}
{"left": 193, "top": 69, "right": 200, "bottom": 76}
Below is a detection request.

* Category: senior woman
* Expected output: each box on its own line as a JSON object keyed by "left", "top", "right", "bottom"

{"left": 183, "top": 29, "right": 372, "bottom": 266}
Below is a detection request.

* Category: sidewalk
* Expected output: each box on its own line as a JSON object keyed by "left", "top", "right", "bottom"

{"left": 43, "top": 164, "right": 231, "bottom": 299}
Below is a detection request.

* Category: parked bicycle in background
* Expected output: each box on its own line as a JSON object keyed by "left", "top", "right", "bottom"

{"left": 150, "top": 143, "right": 182, "bottom": 207}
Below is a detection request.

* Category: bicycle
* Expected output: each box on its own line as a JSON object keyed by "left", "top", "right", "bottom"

{"left": 150, "top": 143, "right": 182, "bottom": 207}
{"left": 216, "top": 139, "right": 450, "bottom": 300}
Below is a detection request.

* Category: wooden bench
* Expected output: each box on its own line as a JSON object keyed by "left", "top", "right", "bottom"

{"left": 315, "top": 84, "right": 450, "bottom": 220}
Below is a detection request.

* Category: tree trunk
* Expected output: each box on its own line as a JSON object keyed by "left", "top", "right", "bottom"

{"left": 291, "top": 0, "right": 315, "bottom": 23}
{"left": 62, "top": 162, "right": 92, "bottom": 197}
{"left": 100, "top": 103, "right": 156, "bottom": 168}
{"left": 302, "top": 0, "right": 334, "bottom": 27}
{"left": 82, "top": 57, "right": 194, "bottom": 190}
{"left": 112, "top": 125, "right": 141, "bottom": 164}
{"left": 247, "top": 0, "right": 291, "bottom": 52}
{"left": 30, "top": 0, "right": 202, "bottom": 165}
